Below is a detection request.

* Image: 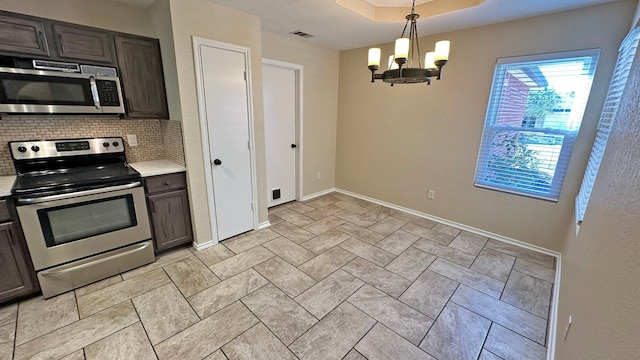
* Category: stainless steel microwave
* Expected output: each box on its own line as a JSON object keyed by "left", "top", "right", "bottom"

{"left": 0, "top": 62, "right": 125, "bottom": 114}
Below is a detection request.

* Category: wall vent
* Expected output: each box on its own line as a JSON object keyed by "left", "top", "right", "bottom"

{"left": 289, "top": 30, "right": 314, "bottom": 38}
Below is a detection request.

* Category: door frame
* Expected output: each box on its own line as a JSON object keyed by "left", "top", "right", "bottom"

{"left": 262, "top": 58, "right": 304, "bottom": 203}
{"left": 193, "top": 36, "right": 259, "bottom": 244}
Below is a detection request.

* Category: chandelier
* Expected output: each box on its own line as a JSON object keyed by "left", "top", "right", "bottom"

{"left": 367, "top": 0, "right": 450, "bottom": 85}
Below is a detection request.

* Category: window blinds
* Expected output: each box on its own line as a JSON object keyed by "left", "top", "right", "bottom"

{"left": 474, "top": 49, "right": 600, "bottom": 201}
{"left": 575, "top": 28, "right": 640, "bottom": 223}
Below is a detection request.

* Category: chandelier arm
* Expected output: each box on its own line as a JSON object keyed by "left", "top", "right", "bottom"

{"left": 413, "top": 21, "right": 422, "bottom": 68}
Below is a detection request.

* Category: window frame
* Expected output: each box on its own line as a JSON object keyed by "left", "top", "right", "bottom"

{"left": 575, "top": 28, "right": 640, "bottom": 225}
{"left": 474, "top": 49, "right": 601, "bottom": 202}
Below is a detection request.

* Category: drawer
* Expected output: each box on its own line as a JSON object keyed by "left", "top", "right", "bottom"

{"left": 0, "top": 199, "right": 10, "bottom": 222}
{"left": 144, "top": 172, "right": 186, "bottom": 194}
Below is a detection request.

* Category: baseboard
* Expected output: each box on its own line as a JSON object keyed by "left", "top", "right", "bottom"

{"left": 258, "top": 221, "right": 271, "bottom": 230}
{"left": 547, "top": 255, "right": 562, "bottom": 360}
{"left": 191, "top": 239, "right": 217, "bottom": 251}
{"left": 301, "top": 187, "right": 337, "bottom": 201}
{"left": 334, "top": 188, "right": 560, "bottom": 257}
{"left": 334, "top": 187, "right": 561, "bottom": 359}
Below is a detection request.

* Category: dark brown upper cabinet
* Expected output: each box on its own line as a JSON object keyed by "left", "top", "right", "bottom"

{"left": 115, "top": 35, "right": 169, "bottom": 119}
{"left": 52, "top": 24, "right": 115, "bottom": 64}
{"left": 0, "top": 14, "right": 49, "bottom": 57}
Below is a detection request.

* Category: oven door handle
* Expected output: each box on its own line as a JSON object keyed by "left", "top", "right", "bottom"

{"left": 18, "top": 181, "right": 142, "bottom": 204}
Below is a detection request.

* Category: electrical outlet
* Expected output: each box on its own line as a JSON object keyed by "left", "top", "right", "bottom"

{"left": 316, "top": 172, "right": 321, "bottom": 180}
{"left": 563, "top": 315, "right": 573, "bottom": 341}
{"left": 126, "top": 134, "right": 138, "bottom": 147}
{"left": 428, "top": 190, "right": 435, "bottom": 199}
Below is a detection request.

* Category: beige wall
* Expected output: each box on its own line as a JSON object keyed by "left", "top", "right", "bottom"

{"left": 335, "top": 0, "right": 635, "bottom": 251}
{"left": 554, "top": 22, "right": 640, "bottom": 359}
{"left": 167, "top": 0, "right": 268, "bottom": 245}
{"left": 261, "top": 31, "right": 340, "bottom": 197}
{"left": 0, "top": 0, "right": 154, "bottom": 37}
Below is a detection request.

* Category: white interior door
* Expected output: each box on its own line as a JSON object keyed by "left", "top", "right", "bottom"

{"left": 264, "top": 62, "right": 297, "bottom": 207}
{"left": 198, "top": 43, "right": 255, "bottom": 241}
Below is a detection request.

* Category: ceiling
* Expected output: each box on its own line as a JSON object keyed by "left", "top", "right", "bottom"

{"left": 112, "top": 0, "right": 621, "bottom": 50}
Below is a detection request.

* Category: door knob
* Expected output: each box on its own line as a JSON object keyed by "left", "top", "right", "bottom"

{"left": 213, "top": 159, "right": 222, "bottom": 165}
{"left": 291, "top": 144, "right": 297, "bottom": 149}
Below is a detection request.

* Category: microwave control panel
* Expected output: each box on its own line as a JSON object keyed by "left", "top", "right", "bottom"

{"left": 96, "top": 80, "right": 121, "bottom": 107}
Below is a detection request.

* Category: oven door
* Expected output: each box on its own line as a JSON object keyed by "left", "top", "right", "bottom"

{"left": 16, "top": 182, "right": 151, "bottom": 270}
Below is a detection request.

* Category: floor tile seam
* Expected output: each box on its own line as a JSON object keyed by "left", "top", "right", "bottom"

{"left": 447, "top": 239, "right": 488, "bottom": 258}
{"left": 251, "top": 257, "right": 318, "bottom": 298}
{"left": 337, "top": 257, "right": 408, "bottom": 299}
{"left": 294, "top": 279, "right": 367, "bottom": 326}
{"left": 391, "top": 254, "right": 439, "bottom": 298}
{"left": 6, "top": 314, "right": 17, "bottom": 360}
{"left": 78, "top": 270, "right": 174, "bottom": 319}
{"left": 485, "top": 245, "right": 555, "bottom": 270}
{"left": 191, "top": 280, "right": 271, "bottom": 322}
{"left": 237, "top": 292, "right": 316, "bottom": 347}
{"left": 414, "top": 282, "right": 461, "bottom": 347}
{"left": 83, "top": 320, "right": 153, "bottom": 357}
{"left": 192, "top": 308, "right": 261, "bottom": 359}
{"left": 448, "top": 295, "right": 548, "bottom": 348}
{"left": 372, "top": 234, "right": 420, "bottom": 256}
{"left": 151, "top": 300, "right": 257, "bottom": 354}
{"left": 336, "top": 242, "right": 396, "bottom": 267}
{"left": 508, "top": 268, "right": 555, "bottom": 287}
{"left": 163, "top": 256, "right": 222, "bottom": 299}
{"left": 16, "top": 299, "right": 139, "bottom": 359}
{"left": 498, "top": 269, "right": 553, "bottom": 323}
{"left": 163, "top": 271, "right": 211, "bottom": 322}
{"left": 208, "top": 246, "right": 276, "bottom": 280}
{"left": 345, "top": 296, "right": 434, "bottom": 348}
{"left": 476, "top": 321, "right": 496, "bottom": 360}
{"left": 425, "top": 260, "right": 504, "bottom": 300}
{"left": 219, "top": 320, "right": 297, "bottom": 359}
{"left": 129, "top": 295, "right": 166, "bottom": 354}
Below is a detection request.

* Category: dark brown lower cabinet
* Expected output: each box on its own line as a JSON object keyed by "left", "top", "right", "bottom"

{"left": 144, "top": 172, "right": 193, "bottom": 252}
{"left": 0, "top": 222, "right": 38, "bottom": 303}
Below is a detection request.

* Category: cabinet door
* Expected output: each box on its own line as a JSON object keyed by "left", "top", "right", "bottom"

{"left": 0, "top": 222, "right": 37, "bottom": 302}
{"left": 52, "top": 24, "right": 114, "bottom": 64}
{"left": 0, "top": 14, "right": 49, "bottom": 57}
{"left": 148, "top": 190, "right": 192, "bottom": 252}
{"left": 115, "top": 36, "right": 168, "bottom": 119}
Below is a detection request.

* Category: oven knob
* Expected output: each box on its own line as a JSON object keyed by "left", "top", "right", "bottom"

{"left": 17, "top": 146, "right": 27, "bottom": 153}
{"left": 103, "top": 142, "right": 110, "bottom": 148}
{"left": 31, "top": 145, "right": 40, "bottom": 152}
{"left": 112, "top": 141, "right": 119, "bottom": 147}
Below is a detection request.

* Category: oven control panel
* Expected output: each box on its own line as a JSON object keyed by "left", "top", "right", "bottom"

{"left": 10, "top": 137, "right": 125, "bottom": 160}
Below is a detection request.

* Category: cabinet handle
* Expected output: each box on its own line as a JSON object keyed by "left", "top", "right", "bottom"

{"left": 165, "top": 182, "right": 170, "bottom": 186}
{"left": 57, "top": 33, "right": 65, "bottom": 52}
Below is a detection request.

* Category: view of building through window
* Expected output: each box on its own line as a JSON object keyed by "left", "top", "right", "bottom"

{"left": 475, "top": 50, "right": 600, "bottom": 200}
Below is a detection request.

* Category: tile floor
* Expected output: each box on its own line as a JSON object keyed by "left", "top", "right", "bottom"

{"left": 0, "top": 192, "right": 557, "bottom": 360}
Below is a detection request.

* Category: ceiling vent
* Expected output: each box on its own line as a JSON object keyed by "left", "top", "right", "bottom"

{"left": 289, "top": 30, "right": 314, "bottom": 38}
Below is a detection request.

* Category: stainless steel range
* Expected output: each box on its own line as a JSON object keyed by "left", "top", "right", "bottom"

{"left": 10, "top": 137, "right": 154, "bottom": 298}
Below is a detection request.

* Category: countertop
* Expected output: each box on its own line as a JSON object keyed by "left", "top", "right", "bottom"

{"left": 0, "top": 176, "right": 16, "bottom": 197}
{"left": 129, "top": 160, "right": 186, "bottom": 178}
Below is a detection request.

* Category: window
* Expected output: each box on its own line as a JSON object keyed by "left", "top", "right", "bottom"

{"left": 474, "top": 50, "right": 600, "bottom": 201}
{"left": 576, "top": 29, "right": 640, "bottom": 224}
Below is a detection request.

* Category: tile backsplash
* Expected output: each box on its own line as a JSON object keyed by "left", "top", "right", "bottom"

{"left": 0, "top": 115, "right": 185, "bottom": 176}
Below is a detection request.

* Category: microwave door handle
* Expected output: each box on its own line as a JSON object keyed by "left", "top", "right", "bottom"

{"left": 89, "top": 76, "right": 101, "bottom": 109}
